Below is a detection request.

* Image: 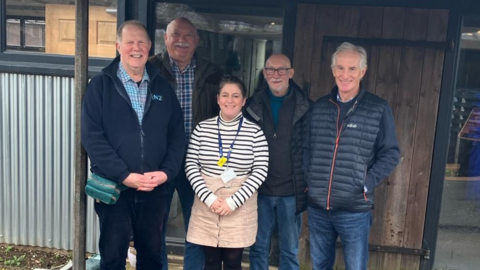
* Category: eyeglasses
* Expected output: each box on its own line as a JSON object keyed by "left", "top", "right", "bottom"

{"left": 264, "top": 68, "right": 291, "bottom": 75}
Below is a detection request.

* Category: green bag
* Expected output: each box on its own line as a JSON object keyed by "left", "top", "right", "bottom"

{"left": 85, "top": 173, "right": 128, "bottom": 205}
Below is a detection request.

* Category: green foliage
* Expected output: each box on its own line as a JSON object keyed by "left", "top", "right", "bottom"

{"left": 445, "top": 169, "right": 459, "bottom": 177}
{"left": 4, "top": 255, "right": 25, "bottom": 266}
{"left": 4, "top": 246, "right": 12, "bottom": 254}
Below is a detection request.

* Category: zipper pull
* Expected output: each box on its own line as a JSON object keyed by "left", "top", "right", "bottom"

{"left": 140, "top": 127, "right": 145, "bottom": 137}
{"left": 273, "top": 133, "right": 277, "bottom": 139}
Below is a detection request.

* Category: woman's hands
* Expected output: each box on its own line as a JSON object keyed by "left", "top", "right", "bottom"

{"left": 210, "top": 198, "right": 233, "bottom": 216}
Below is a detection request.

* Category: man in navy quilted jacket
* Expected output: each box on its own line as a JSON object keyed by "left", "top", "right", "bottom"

{"left": 304, "top": 42, "right": 400, "bottom": 270}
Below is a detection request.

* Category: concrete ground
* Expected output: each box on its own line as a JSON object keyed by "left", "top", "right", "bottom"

{"left": 126, "top": 255, "right": 184, "bottom": 270}
{"left": 433, "top": 226, "right": 480, "bottom": 270}
{"left": 435, "top": 181, "right": 480, "bottom": 270}
{"left": 125, "top": 255, "right": 265, "bottom": 270}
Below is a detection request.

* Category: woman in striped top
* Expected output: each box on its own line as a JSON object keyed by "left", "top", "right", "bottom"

{"left": 185, "top": 75, "right": 269, "bottom": 270}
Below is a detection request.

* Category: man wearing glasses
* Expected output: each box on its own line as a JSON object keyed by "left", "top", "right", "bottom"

{"left": 245, "top": 53, "right": 311, "bottom": 270}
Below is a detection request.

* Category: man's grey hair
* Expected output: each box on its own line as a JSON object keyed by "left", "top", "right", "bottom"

{"left": 166, "top": 17, "right": 198, "bottom": 37}
{"left": 117, "top": 20, "right": 149, "bottom": 42}
{"left": 331, "top": 42, "right": 368, "bottom": 70}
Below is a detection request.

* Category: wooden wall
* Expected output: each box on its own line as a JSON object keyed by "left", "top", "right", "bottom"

{"left": 293, "top": 4, "right": 449, "bottom": 270}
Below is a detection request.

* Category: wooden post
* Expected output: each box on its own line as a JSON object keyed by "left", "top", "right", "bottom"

{"left": 73, "top": 0, "right": 89, "bottom": 268}
{"left": 298, "top": 212, "right": 311, "bottom": 270}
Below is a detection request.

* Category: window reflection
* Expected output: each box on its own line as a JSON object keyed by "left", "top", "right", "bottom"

{"left": 155, "top": 3, "right": 284, "bottom": 96}
{"left": 6, "top": 19, "right": 21, "bottom": 47}
{"left": 25, "top": 20, "right": 46, "bottom": 48}
{"left": 436, "top": 16, "right": 480, "bottom": 270}
{"left": 6, "top": 0, "right": 117, "bottom": 57}
{"left": 155, "top": 3, "right": 284, "bottom": 240}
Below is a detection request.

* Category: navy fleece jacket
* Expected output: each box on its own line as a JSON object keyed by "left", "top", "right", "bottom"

{"left": 81, "top": 56, "right": 185, "bottom": 196}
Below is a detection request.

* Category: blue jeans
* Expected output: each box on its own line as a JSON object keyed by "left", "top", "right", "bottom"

{"left": 249, "top": 195, "right": 301, "bottom": 270}
{"left": 95, "top": 191, "right": 166, "bottom": 270}
{"left": 161, "top": 166, "right": 204, "bottom": 270}
{"left": 308, "top": 207, "right": 372, "bottom": 270}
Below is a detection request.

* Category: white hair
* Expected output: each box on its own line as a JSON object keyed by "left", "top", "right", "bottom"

{"left": 331, "top": 42, "right": 367, "bottom": 69}
{"left": 166, "top": 17, "right": 198, "bottom": 37}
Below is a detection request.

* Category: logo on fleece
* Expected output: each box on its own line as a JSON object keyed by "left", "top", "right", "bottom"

{"left": 151, "top": 94, "right": 163, "bottom": 101}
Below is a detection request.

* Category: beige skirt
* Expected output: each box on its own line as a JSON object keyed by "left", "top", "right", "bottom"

{"left": 186, "top": 173, "right": 258, "bottom": 248}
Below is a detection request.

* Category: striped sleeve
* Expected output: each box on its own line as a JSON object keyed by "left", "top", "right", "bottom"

{"left": 226, "top": 126, "right": 269, "bottom": 210}
{"left": 185, "top": 123, "right": 218, "bottom": 207}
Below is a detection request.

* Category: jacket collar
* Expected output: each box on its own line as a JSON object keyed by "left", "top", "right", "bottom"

{"left": 102, "top": 55, "right": 160, "bottom": 81}
{"left": 160, "top": 51, "right": 218, "bottom": 81}
{"left": 246, "top": 79, "right": 310, "bottom": 124}
{"left": 329, "top": 83, "right": 366, "bottom": 104}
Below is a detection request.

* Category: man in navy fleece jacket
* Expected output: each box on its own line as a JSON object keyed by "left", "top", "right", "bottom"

{"left": 81, "top": 20, "right": 185, "bottom": 270}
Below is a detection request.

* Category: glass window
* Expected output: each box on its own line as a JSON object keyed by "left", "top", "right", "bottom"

{"left": 155, "top": 2, "right": 284, "bottom": 241}
{"left": 6, "top": 19, "right": 21, "bottom": 47}
{"left": 435, "top": 16, "right": 480, "bottom": 270}
{"left": 25, "top": 20, "right": 45, "bottom": 48}
{"left": 154, "top": 3, "right": 284, "bottom": 96}
{"left": 6, "top": 18, "right": 45, "bottom": 52}
{"left": 6, "top": 0, "right": 117, "bottom": 58}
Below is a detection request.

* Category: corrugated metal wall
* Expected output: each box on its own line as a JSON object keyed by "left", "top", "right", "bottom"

{"left": 0, "top": 72, "right": 98, "bottom": 252}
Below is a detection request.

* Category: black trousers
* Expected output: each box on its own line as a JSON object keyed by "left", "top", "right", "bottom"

{"left": 203, "top": 246, "right": 244, "bottom": 270}
{"left": 95, "top": 190, "right": 167, "bottom": 270}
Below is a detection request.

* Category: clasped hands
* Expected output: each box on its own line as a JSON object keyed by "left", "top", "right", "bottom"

{"left": 122, "top": 171, "right": 168, "bottom": 192}
{"left": 210, "top": 198, "right": 233, "bottom": 216}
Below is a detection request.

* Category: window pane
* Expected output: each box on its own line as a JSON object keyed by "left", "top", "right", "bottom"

{"left": 435, "top": 16, "right": 480, "bottom": 270}
{"left": 155, "top": 2, "right": 284, "bottom": 241}
{"left": 6, "top": 0, "right": 117, "bottom": 57}
{"left": 25, "top": 20, "right": 45, "bottom": 48}
{"left": 155, "top": 3, "right": 284, "bottom": 96}
{"left": 6, "top": 19, "right": 20, "bottom": 46}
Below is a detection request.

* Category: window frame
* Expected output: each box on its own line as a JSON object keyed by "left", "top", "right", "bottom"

{"left": 0, "top": 0, "right": 127, "bottom": 77}
{"left": 150, "top": 0, "right": 296, "bottom": 246}
{"left": 6, "top": 16, "right": 46, "bottom": 52}
{"left": 0, "top": 0, "right": 295, "bottom": 76}
{"left": 149, "top": 0, "right": 293, "bottom": 58}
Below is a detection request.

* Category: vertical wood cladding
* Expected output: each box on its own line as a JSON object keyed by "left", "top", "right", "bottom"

{"left": 293, "top": 5, "right": 449, "bottom": 270}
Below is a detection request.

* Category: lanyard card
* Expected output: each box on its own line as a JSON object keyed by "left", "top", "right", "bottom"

{"left": 221, "top": 168, "right": 237, "bottom": 183}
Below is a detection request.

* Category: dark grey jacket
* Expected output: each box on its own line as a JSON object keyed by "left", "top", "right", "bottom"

{"left": 245, "top": 80, "right": 311, "bottom": 214}
{"left": 304, "top": 86, "right": 400, "bottom": 212}
{"left": 148, "top": 52, "right": 223, "bottom": 126}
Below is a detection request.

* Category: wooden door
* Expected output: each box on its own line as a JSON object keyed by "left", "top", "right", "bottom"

{"left": 45, "top": 4, "right": 116, "bottom": 58}
{"left": 293, "top": 5, "right": 449, "bottom": 270}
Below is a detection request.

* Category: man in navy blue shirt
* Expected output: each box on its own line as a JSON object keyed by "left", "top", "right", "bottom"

{"left": 81, "top": 20, "right": 185, "bottom": 270}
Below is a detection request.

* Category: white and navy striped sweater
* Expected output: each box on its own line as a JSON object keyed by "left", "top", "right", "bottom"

{"left": 185, "top": 112, "right": 269, "bottom": 210}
